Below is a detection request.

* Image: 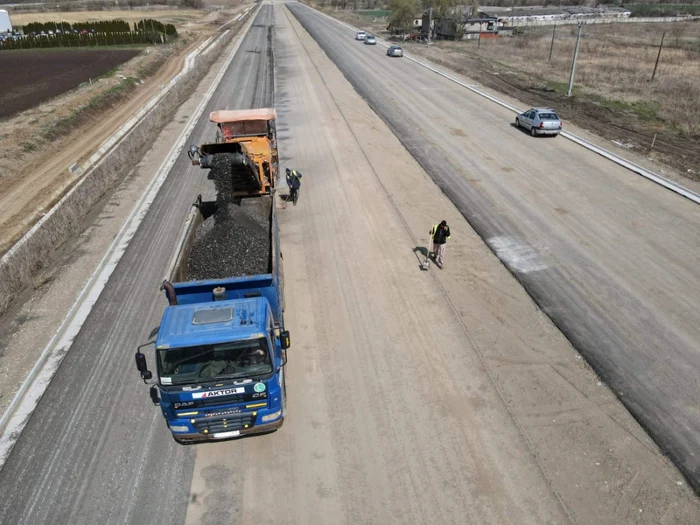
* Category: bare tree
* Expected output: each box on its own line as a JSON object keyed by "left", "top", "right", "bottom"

{"left": 670, "top": 22, "right": 687, "bottom": 48}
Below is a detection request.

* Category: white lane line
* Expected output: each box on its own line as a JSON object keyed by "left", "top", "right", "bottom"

{"left": 303, "top": 4, "right": 700, "bottom": 206}
{"left": 487, "top": 237, "right": 548, "bottom": 274}
{"left": 0, "top": 4, "right": 261, "bottom": 472}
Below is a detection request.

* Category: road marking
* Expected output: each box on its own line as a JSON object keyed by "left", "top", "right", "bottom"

{"left": 0, "top": 4, "right": 261, "bottom": 472}
{"left": 304, "top": 4, "right": 700, "bottom": 206}
{"left": 487, "top": 236, "right": 548, "bottom": 274}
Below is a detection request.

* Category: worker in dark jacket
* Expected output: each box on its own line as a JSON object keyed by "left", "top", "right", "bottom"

{"left": 430, "top": 220, "right": 451, "bottom": 269}
{"left": 284, "top": 168, "right": 302, "bottom": 209}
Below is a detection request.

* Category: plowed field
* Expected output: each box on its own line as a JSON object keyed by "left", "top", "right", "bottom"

{"left": 0, "top": 49, "right": 140, "bottom": 118}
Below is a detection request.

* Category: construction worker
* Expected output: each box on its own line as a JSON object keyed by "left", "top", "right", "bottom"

{"left": 430, "top": 220, "right": 451, "bottom": 269}
{"left": 284, "top": 168, "right": 302, "bottom": 209}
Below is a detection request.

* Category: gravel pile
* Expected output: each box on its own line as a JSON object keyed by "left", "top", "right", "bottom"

{"left": 186, "top": 200, "right": 271, "bottom": 281}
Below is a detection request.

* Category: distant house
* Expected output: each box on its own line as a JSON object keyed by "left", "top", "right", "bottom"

{"left": 464, "top": 17, "right": 499, "bottom": 34}
{"left": 387, "top": 13, "right": 424, "bottom": 35}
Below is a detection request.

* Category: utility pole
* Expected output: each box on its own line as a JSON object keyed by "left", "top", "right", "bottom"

{"left": 567, "top": 22, "right": 583, "bottom": 97}
{"left": 427, "top": 7, "right": 433, "bottom": 45}
{"left": 650, "top": 32, "right": 665, "bottom": 82}
{"left": 548, "top": 25, "right": 556, "bottom": 61}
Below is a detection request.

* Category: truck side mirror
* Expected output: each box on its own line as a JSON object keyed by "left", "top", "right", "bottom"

{"left": 149, "top": 386, "right": 161, "bottom": 406}
{"left": 280, "top": 330, "right": 290, "bottom": 350}
{"left": 135, "top": 352, "right": 152, "bottom": 382}
{"left": 187, "top": 145, "right": 200, "bottom": 163}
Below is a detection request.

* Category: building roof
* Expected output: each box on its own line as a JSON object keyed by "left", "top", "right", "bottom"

{"left": 157, "top": 297, "right": 269, "bottom": 350}
{"left": 210, "top": 108, "right": 277, "bottom": 124}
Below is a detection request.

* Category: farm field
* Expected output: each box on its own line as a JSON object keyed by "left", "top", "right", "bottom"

{"left": 0, "top": 49, "right": 140, "bottom": 118}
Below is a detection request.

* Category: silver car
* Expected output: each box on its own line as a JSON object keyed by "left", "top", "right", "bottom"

{"left": 364, "top": 35, "right": 377, "bottom": 45}
{"left": 515, "top": 108, "right": 562, "bottom": 136}
{"left": 355, "top": 31, "right": 366, "bottom": 41}
{"left": 387, "top": 45, "right": 403, "bottom": 57}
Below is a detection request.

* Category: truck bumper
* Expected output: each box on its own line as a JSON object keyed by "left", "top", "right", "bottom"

{"left": 171, "top": 416, "right": 284, "bottom": 445}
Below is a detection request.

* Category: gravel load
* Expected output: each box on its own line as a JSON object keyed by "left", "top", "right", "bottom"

{"left": 208, "top": 151, "right": 260, "bottom": 195}
{"left": 186, "top": 198, "right": 271, "bottom": 281}
{"left": 208, "top": 152, "right": 237, "bottom": 197}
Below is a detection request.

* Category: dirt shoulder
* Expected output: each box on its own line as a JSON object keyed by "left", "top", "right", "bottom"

{"left": 0, "top": 5, "right": 249, "bottom": 256}
{"left": 325, "top": 8, "right": 700, "bottom": 183}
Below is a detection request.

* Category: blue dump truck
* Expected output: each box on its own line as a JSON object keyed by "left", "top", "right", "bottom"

{"left": 135, "top": 109, "right": 290, "bottom": 444}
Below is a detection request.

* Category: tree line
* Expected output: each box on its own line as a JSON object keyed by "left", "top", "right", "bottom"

{"left": 19, "top": 19, "right": 178, "bottom": 36}
{"left": 0, "top": 31, "right": 172, "bottom": 50}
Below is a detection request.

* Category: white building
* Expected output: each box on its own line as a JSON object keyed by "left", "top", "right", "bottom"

{"left": 479, "top": 5, "right": 631, "bottom": 26}
{"left": 0, "top": 9, "right": 13, "bottom": 34}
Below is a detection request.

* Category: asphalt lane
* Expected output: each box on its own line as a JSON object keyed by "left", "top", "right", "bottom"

{"left": 288, "top": 3, "right": 700, "bottom": 491}
{"left": 0, "top": 6, "right": 274, "bottom": 524}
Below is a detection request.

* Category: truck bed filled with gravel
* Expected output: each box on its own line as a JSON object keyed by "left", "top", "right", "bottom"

{"left": 186, "top": 194, "right": 272, "bottom": 281}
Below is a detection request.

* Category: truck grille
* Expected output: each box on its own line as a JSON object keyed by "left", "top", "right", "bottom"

{"left": 178, "top": 391, "right": 267, "bottom": 410}
{"left": 193, "top": 394, "right": 246, "bottom": 408}
{"left": 194, "top": 414, "right": 256, "bottom": 434}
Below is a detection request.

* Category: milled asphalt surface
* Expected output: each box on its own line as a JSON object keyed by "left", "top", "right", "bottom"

{"left": 0, "top": 6, "right": 275, "bottom": 524}
{"left": 287, "top": 3, "right": 700, "bottom": 491}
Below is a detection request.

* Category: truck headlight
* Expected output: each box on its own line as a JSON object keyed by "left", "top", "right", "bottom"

{"left": 261, "top": 409, "right": 282, "bottom": 423}
{"left": 170, "top": 425, "right": 190, "bottom": 432}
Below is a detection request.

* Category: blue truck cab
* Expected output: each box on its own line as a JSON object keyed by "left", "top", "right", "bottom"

{"left": 135, "top": 193, "right": 290, "bottom": 444}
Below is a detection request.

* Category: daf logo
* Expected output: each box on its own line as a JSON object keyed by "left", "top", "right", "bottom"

{"left": 173, "top": 401, "right": 195, "bottom": 409}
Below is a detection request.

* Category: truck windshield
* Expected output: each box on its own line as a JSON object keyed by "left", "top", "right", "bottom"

{"left": 159, "top": 338, "right": 272, "bottom": 386}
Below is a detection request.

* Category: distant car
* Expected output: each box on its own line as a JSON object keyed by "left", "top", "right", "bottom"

{"left": 387, "top": 45, "right": 403, "bottom": 57}
{"left": 364, "top": 35, "right": 377, "bottom": 45}
{"left": 515, "top": 108, "right": 562, "bottom": 137}
{"left": 355, "top": 31, "right": 366, "bottom": 41}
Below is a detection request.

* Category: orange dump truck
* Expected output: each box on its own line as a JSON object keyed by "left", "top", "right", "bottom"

{"left": 188, "top": 108, "right": 279, "bottom": 197}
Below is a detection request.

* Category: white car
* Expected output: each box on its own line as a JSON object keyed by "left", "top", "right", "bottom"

{"left": 515, "top": 108, "right": 563, "bottom": 137}
{"left": 355, "top": 31, "right": 366, "bottom": 41}
{"left": 387, "top": 45, "right": 403, "bottom": 57}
